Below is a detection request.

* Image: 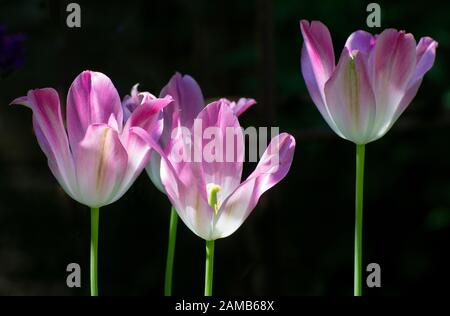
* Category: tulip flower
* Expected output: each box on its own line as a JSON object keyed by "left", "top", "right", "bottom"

{"left": 124, "top": 73, "right": 256, "bottom": 295}
{"left": 150, "top": 100, "right": 296, "bottom": 295}
{"left": 299, "top": 20, "right": 437, "bottom": 295}
{"left": 147, "top": 73, "right": 257, "bottom": 193}
{"left": 12, "top": 70, "right": 172, "bottom": 296}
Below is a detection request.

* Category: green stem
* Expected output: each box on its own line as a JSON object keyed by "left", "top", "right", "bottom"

{"left": 90, "top": 207, "right": 99, "bottom": 296}
{"left": 204, "top": 240, "right": 215, "bottom": 296}
{"left": 164, "top": 206, "right": 178, "bottom": 296}
{"left": 354, "top": 144, "right": 365, "bottom": 296}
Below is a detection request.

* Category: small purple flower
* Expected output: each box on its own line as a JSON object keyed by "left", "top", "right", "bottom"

{"left": 0, "top": 25, "right": 26, "bottom": 76}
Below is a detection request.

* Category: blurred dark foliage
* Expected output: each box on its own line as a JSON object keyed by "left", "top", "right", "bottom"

{"left": 0, "top": 0, "right": 450, "bottom": 295}
{"left": 0, "top": 24, "right": 25, "bottom": 76}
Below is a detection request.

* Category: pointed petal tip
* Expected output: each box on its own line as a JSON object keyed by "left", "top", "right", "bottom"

{"left": 171, "top": 72, "right": 196, "bottom": 85}
{"left": 273, "top": 133, "right": 296, "bottom": 164}
{"left": 300, "top": 20, "right": 330, "bottom": 32}
{"left": 243, "top": 97, "right": 257, "bottom": 105}
{"left": 299, "top": 19, "right": 310, "bottom": 30}
{"left": 279, "top": 132, "right": 296, "bottom": 148}
{"left": 10, "top": 95, "right": 29, "bottom": 106}
{"left": 131, "top": 83, "right": 140, "bottom": 95}
{"left": 420, "top": 36, "right": 439, "bottom": 49}
{"left": 11, "top": 88, "right": 59, "bottom": 108}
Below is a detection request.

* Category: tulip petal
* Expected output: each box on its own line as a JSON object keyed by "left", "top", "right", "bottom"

{"left": 324, "top": 49, "right": 376, "bottom": 144}
{"left": 67, "top": 71, "right": 123, "bottom": 151}
{"left": 160, "top": 73, "right": 204, "bottom": 146}
{"left": 74, "top": 124, "right": 127, "bottom": 208}
{"left": 221, "top": 98, "right": 257, "bottom": 116}
{"left": 213, "top": 133, "right": 295, "bottom": 240}
{"left": 114, "top": 127, "right": 154, "bottom": 201}
{"left": 122, "top": 94, "right": 173, "bottom": 143}
{"left": 410, "top": 37, "right": 438, "bottom": 86}
{"left": 194, "top": 100, "right": 244, "bottom": 203}
{"left": 165, "top": 119, "right": 210, "bottom": 205}
{"left": 388, "top": 37, "right": 438, "bottom": 126}
{"left": 389, "top": 38, "right": 437, "bottom": 127}
{"left": 371, "top": 29, "right": 417, "bottom": 135}
{"left": 11, "top": 89, "right": 78, "bottom": 199}
{"left": 161, "top": 159, "right": 213, "bottom": 240}
{"left": 122, "top": 95, "right": 172, "bottom": 195}
{"left": 345, "top": 30, "right": 376, "bottom": 55}
{"left": 146, "top": 151, "right": 165, "bottom": 193}
{"left": 167, "top": 176, "right": 214, "bottom": 239}
{"left": 122, "top": 83, "right": 140, "bottom": 121}
{"left": 141, "top": 127, "right": 213, "bottom": 240}
{"left": 300, "top": 20, "right": 341, "bottom": 135}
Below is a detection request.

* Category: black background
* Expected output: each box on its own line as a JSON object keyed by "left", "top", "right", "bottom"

{"left": 0, "top": 0, "right": 449, "bottom": 295}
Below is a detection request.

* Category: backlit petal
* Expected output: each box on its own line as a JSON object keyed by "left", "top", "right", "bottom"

{"left": 213, "top": 133, "right": 295, "bottom": 239}
{"left": 324, "top": 49, "right": 376, "bottom": 144}
{"left": 11, "top": 89, "right": 77, "bottom": 199}
{"left": 67, "top": 71, "right": 123, "bottom": 151}
{"left": 74, "top": 124, "right": 127, "bottom": 208}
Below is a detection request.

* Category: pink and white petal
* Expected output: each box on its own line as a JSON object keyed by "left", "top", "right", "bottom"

{"left": 11, "top": 89, "right": 78, "bottom": 198}
{"left": 345, "top": 30, "right": 376, "bottom": 55}
{"left": 300, "top": 20, "right": 339, "bottom": 132}
{"left": 141, "top": 128, "right": 214, "bottom": 240}
{"left": 165, "top": 123, "right": 210, "bottom": 204}
{"left": 409, "top": 37, "right": 438, "bottom": 87}
{"left": 163, "top": 161, "right": 214, "bottom": 240}
{"left": 371, "top": 29, "right": 417, "bottom": 134}
{"left": 381, "top": 37, "right": 437, "bottom": 133}
{"left": 300, "top": 20, "right": 335, "bottom": 82}
{"left": 213, "top": 133, "right": 295, "bottom": 240}
{"left": 385, "top": 79, "right": 423, "bottom": 135}
{"left": 160, "top": 73, "right": 205, "bottom": 146}
{"left": 301, "top": 45, "right": 343, "bottom": 138}
{"left": 130, "top": 83, "right": 139, "bottom": 97}
{"left": 194, "top": 100, "right": 244, "bottom": 202}
{"left": 161, "top": 157, "right": 214, "bottom": 240}
{"left": 122, "top": 95, "right": 173, "bottom": 143}
{"left": 122, "top": 83, "right": 140, "bottom": 122}
{"left": 74, "top": 124, "right": 127, "bottom": 208}
{"left": 145, "top": 151, "right": 165, "bottom": 193}
{"left": 113, "top": 127, "right": 154, "bottom": 200}
{"left": 224, "top": 98, "right": 257, "bottom": 116}
{"left": 324, "top": 49, "right": 376, "bottom": 144}
{"left": 67, "top": 71, "right": 123, "bottom": 151}
{"left": 10, "top": 96, "right": 30, "bottom": 107}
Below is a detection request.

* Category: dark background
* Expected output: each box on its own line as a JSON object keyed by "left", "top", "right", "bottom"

{"left": 1, "top": 0, "right": 449, "bottom": 296}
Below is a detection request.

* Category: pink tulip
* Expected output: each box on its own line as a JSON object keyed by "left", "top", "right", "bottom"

{"left": 121, "top": 73, "right": 259, "bottom": 295}
{"left": 151, "top": 100, "right": 296, "bottom": 240}
{"left": 126, "top": 72, "right": 257, "bottom": 193}
{"left": 300, "top": 20, "right": 437, "bottom": 144}
{"left": 12, "top": 70, "right": 173, "bottom": 208}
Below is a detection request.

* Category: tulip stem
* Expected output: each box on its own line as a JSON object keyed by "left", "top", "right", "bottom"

{"left": 90, "top": 207, "right": 99, "bottom": 296}
{"left": 204, "top": 240, "right": 215, "bottom": 296}
{"left": 164, "top": 206, "right": 178, "bottom": 296}
{"left": 354, "top": 144, "right": 365, "bottom": 296}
